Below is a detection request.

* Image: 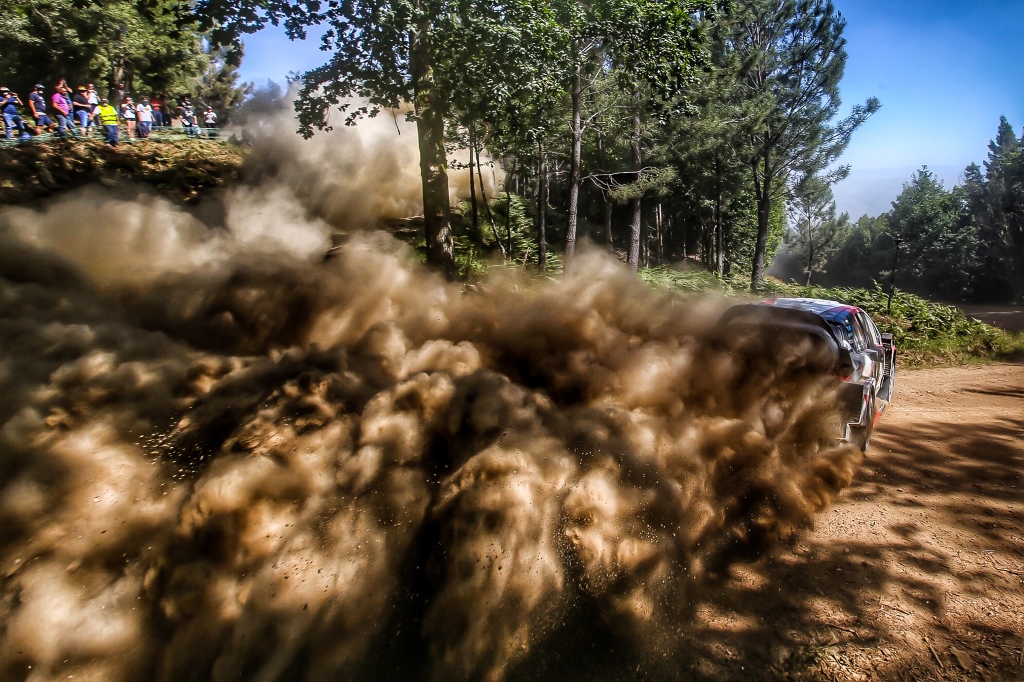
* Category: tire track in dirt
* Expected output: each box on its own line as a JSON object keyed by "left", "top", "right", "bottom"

{"left": 675, "top": 362, "right": 1024, "bottom": 681}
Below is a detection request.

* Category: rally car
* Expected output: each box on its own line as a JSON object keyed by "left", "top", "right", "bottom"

{"left": 719, "top": 297, "right": 896, "bottom": 450}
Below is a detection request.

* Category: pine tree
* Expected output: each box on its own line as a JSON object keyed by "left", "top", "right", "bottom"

{"left": 785, "top": 176, "right": 849, "bottom": 286}
{"left": 732, "top": 0, "right": 879, "bottom": 290}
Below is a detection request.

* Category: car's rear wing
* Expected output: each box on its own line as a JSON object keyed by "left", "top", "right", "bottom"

{"left": 718, "top": 303, "right": 845, "bottom": 364}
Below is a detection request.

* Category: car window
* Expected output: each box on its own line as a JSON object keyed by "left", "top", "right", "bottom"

{"left": 850, "top": 314, "right": 868, "bottom": 350}
{"left": 857, "top": 312, "right": 880, "bottom": 346}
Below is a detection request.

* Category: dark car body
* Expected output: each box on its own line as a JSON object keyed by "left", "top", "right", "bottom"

{"left": 720, "top": 297, "right": 896, "bottom": 449}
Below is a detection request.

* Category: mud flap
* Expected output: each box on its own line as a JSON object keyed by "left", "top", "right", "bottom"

{"left": 878, "top": 333, "right": 896, "bottom": 403}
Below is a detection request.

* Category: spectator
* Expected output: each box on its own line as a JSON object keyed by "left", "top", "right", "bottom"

{"left": 150, "top": 93, "right": 164, "bottom": 127}
{"left": 121, "top": 96, "right": 137, "bottom": 139}
{"left": 51, "top": 83, "right": 77, "bottom": 138}
{"left": 136, "top": 97, "right": 153, "bottom": 138}
{"left": 73, "top": 86, "right": 91, "bottom": 129}
{"left": 85, "top": 83, "right": 99, "bottom": 135}
{"left": 203, "top": 107, "right": 218, "bottom": 137}
{"left": 28, "top": 84, "right": 54, "bottom": 134}
{"left": 94, "top": 97, "right": 120, "bottom": 146}
{"left": 1, "top": 87, "right": 27, "bottom": 139}
{"left": 179, "top": 96, "right": 199, "bottom": 137}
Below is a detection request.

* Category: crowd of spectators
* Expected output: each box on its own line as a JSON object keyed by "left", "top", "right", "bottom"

{"left": 1, "top": 80, "right": 220, "bottom": 147}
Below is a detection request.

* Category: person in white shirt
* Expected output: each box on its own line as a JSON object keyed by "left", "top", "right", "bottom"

{"left": 136, "top": 97, "right": 153, "bottom": 138}
{"left": 120, "top": 96, "right": 136, "bottom": 138}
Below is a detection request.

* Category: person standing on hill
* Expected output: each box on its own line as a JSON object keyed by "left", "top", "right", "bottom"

{"left": 94, "top": 97, "right": 120, "bottom": 146}
{"left": 51, "top": 83, "right": 77, "bottom": 138}
{"left": 1, "top": 87, "right": 26, "bottom": 139}
{"left": 179, "top": 96, "right": 198, "bottom": 137}
{"left": 136, "top": 97, "right": 153, "bottom": 138}
{"left": 203, "top": 107, "right": 218, "bottom": 137}
{"left": 73, "top": 86, "right": 91, "bottom": 130}
{"left": 121, "top": 96, "right": 136, "bottom": 139}
{"left": 28, "top": 85, "right": 54, "bottom": 134}
{"left": 150, "top": 94, "right": 164, "bottom": 127}
{"left": 85, "top": 84, "right": 99, "bottom": 134}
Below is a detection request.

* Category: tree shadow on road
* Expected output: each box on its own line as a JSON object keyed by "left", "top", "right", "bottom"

{"left": 627, "top": 416, "right": 1024, "bottom": 682}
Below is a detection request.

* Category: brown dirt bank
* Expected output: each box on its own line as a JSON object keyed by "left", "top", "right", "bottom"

{"left": 0, "top": 138, "right": 246, "bottom": 205}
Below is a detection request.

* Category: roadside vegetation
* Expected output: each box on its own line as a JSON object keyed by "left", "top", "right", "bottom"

{"left": 641, "top": 266, "right": 1024, "bottom": 367}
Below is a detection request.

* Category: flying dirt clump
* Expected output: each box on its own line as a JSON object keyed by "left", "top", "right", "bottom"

{"left": 0, "top": 202, "right": 859, "bottom": 681}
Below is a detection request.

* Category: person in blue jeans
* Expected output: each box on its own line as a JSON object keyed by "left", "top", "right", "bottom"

{"left": 73, "top": 86, "right": 92, "bottom": 129}
{"left": 28, "top": 85, "right": 54, "bottom": 133}
{"left": 0, "top": 87, "right": 26, "bottom": 139}
{"left": 52, "top": 83, "right": 78, "bottom": 138}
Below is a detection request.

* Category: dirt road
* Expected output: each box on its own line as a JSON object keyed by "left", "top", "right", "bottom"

{"left": 960, "top": 305, "right": 1024, "bottom": 333}
{"left": 677, "top": 362, "right": 1024, "bottom": 681}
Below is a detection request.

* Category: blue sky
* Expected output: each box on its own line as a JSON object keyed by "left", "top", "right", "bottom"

{"left": 238, "top": 1, "right": 1024, "bottom": 217}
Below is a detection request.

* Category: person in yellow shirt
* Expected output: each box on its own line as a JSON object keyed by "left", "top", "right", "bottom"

{"left": 93, "top": 97, "right": 120, "bottom": 146}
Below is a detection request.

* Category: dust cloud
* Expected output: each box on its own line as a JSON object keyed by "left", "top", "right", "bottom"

{"left": 239, "top": 98, "right": 502, "bottom": 228}
{"left": 0, "top": 108, "right": 858, "bottom": 682}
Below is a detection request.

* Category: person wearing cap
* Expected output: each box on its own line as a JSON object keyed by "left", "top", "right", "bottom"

{"left": 1, "top": 87, "right": 27, "bottom": 139}
{"left": 121, "top": 95, "right": 137, "bottom": 139}
{"left": 51, "top": 83, "right": 78, "bottom": 138}
{"left": 179, "top": 95, "right": 199, "bottom": 137}
{"left": 203, "top": 107, "right": 218, "bottom": 138}
{"left": 28, "top": 84, "right": 54, "bottom": 134}
{"left": 94, "top": 97, "right": 120, "bottom": 146}
{"left": 136, "top": 97, "right": 153, "bottom": 138}
{"left": 85, "top": 84, "right": 100, "bottom": 134}
{"left": 73, "top": 86, "right": 91, "bottom": 129}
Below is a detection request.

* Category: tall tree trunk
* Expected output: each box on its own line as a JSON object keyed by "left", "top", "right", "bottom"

{"left": 681, "top": 214, "right": 686, "bottom": 259}
{"left": 595, "top": 113, "right": 613, "bottom": 251}
{"left": 565, "top": 57, "right": 583, "bottom": 267}
{"left": 715, "top": 184, "right": 724, "bottom": 276}
{"left": 475, "top": 144, "right": 507, "bottom": 260}
{"left": 806, "top": 218, "right": 814, "bottom": 287}
{"left": 506, "top": 157, "right": 515, "bottom": 257}
{"left": 468, "top": 124, "right": 479, "bottom": 238}
{"left": 410, "top": 18, "right": 456, "bottom": 279}
{"left": 751, "top": 151, "right": 772, "bottom": 290}
{"left": 627, "top": 108, "right": 643, "bottom": 272}
{"left": 538, "top": 141, "right": 548, "bottom": 273}
{"left": 655, "top": 202, "right": 664, "bottom": 265}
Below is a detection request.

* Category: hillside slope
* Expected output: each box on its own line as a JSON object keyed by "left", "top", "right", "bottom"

{"left": 0, "top": 139, "right": 247, "bottom": 205}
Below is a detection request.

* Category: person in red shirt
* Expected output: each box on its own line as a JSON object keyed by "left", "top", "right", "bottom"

{"left": 149, "top": 94, "right": 165, "bottom": 127}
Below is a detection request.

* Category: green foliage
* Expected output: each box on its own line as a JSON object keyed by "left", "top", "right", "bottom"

{"left": 639, "top": 265, "right": 728, "bottom": 292}
{"left": 783, "top": 175, "right": 850, "bottom": 285}
{"left": 820, "top": 118, "right": 1024, "bottom": 303}
{"left": 886, "top": 167, "right": 978, "bottom": 300}
{"left": 193, "top": 46, "right": 253, "bottom": 123}
{"left": 0, "top": 0, "right": 207, "bottom": 100}
{"left": 969, "top": 116, "right": 1024, "bottom": 300}
{"left": 731, "top": 0, "right": 879, "bottom": 287}
{"left": 423, "top": 192, "right": 561, "bottom": 276}
{"left": 608, "top": 166, "right": 677, "bottom": 203}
